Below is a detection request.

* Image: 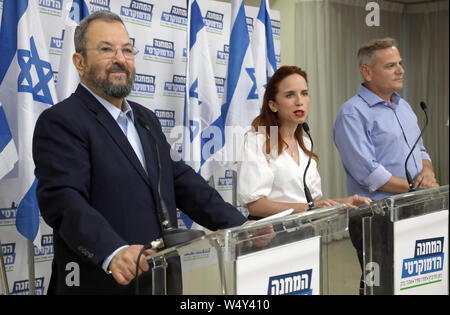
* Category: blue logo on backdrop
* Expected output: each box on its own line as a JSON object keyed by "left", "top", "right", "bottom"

{"left": 401, "top": 237, "right": 445, "bottom": 278}
{"left": 161, "top": 6, "right": 187, "bottom": 30}
{"left": 39, "top": 0, "right": 63, "bottom": 16}
{"left": 163, "top": 75, "right": 185, "bottom": 97}
{"left": 216, "top": 44, "right": 229, "bottom": 66}
{"left": 17, "top": 37, "right": 54, "bottom": 105}
{"left": 1, "top": 243, "right": 16, "bottom": 268}
{"left": 144, "top": 39, "right": 175, "bottom": 64}
{"left": 268, "top": 269, "right": 313, "bottom": 295}
{"left": 120, "top": 0, "right": 152, "bottom": 25}
{"left": 203, "top": 10, "right": 223, "bottom": 34}
{"left": 271, "top": 19, "right": 280, "bottom": 38}
{"left": 131, "top": 73, "right": 155, "bottom": 99}
{"left": 246, "top": 16, "right": 254, "bottom": 34}
{"left": 34, "top": 234, "right": 54, "bottom": 262}
{"left": 217, "top": 170, "right": 233, "bottom": 190}
{"left": 0, "top": 202, "right": 17, "bottom": 226}
{"left": 89, "top": 0, "right": 110, "bottom": 12}
{"left": 155, "top": 109, "right": 175, "bottom": 129}
{"left": 215, "top": 77, "right": 225, "bottom": 99}
{"left": 12, "top": 277, "right": 45, "bottom": 295}
{"left": 49, "top": 30, "right": 64, "bottom": 55}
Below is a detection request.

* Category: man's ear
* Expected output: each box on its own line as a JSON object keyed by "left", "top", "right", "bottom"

{"left": 360, "top": 64, "right": 372, "bottom": 82}
{"left": 72, "top": 53, "right": 85, "bottom": 77}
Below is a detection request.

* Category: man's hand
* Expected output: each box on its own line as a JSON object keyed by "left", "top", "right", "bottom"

{"left": 343, "top": 194, "right": 372, "bottom": 207}
{"left": 109, "top": 245, "right": 155, "bottom": 285}
{"left": 414, "top": 160, "right": 439, "bottom": 189}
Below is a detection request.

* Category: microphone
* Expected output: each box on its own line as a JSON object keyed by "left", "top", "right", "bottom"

{"left": 136, "top": 116, "right": 205, "bottom": 246}
{"left": 135, "top": 116, "right": 205, "bottom": 294}
{"left": 404, "top": 102, "right": 428, "bottom": 192}
{"left": 302, "top": 123, "right": 315, "bottom": 210}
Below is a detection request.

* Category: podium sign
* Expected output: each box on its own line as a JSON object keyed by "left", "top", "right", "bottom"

{"left": 394, "top": 210, "right": 448, "bottom": 294}
{"left": 236, "top": 236, "right": 321, "bottom": 295}
{"left": 360, "top": 185, "right": 449, "bottom": 295}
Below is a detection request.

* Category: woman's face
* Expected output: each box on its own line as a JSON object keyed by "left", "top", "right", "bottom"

{"left": 269, "top": 73, "right": 310, "bottom": 128}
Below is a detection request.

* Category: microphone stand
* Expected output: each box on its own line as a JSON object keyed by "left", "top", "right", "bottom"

{"left": 135, "top": 116, "right": 205, "bottom": 295}
{"left": 302, "top": 123, "right": 315, "bottom": 210}
{"left": 404, "top": 102, "right": 428, "bottom": 192}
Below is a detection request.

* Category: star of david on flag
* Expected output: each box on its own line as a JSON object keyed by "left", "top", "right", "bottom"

{"left": 0, "top": 0, "right": 57, "bottom": 244}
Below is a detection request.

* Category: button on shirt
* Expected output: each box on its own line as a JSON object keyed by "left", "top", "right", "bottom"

{"left": 333, "top": 84, "right": 431, "bottom": 200}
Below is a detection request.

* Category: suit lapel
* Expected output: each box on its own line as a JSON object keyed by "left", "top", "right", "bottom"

{"left": 134, "top": 118, "right": 159, "bottom": 192}
{"left": 75, "top": 85, "right": 152, "bottom": 188}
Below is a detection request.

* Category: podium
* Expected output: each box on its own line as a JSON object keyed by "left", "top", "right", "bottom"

{"left": 353, "top": 185, "right": 449, "bottom": 295}
{"left": 147, "top": 203, "right": 364, "bottom": 295}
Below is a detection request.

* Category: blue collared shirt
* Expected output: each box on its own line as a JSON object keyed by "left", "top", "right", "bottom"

{"left": 81, "top": 83, "right": 147, "bottom": 174}
{"left": 333, "top": 84, "right": 431, "bottom": 200}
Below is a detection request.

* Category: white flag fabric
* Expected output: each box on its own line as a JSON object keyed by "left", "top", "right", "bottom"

{"left": 0, "top": 102, "right": 18, "bottom": 180}
{"left": 0, "top": 0, "right": 57, "bottom": 244}
{"left": 184, "top": 0, "right": 221, "bottom": 181}
{"left": 56, "top": 0, "right": 90, "bottom": 101}
{"left": 251, "top": 0, "right": 277, "bottom": 105}
{"left": 208, "top": 0, "right": 259, "bottom": 166}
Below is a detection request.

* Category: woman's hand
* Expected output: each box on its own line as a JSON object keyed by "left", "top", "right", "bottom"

{"left": 314, "top": 199, "right": 341, "bottom": 208}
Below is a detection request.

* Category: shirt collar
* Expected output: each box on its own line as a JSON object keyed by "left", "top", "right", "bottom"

{"left": 81, "top": 82, "right": 134, "bottom": 122}
{"left": 358, "top": 83, "right": 401, "bottom": 108}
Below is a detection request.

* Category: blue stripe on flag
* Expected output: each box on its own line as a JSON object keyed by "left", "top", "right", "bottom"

{"left": 0, "top": 107, "right": 13, "bottom": 150}
{"left": 70, "top": 0, "right": 90, "bottom": 23}
{"left": 0, "top": 0, "right": 28, "bottom": 85}
{"left": 16, "top": 179, "right": 40, "bottom": 242}
{"left": 258, "top": 0, "right": 277, "bottom": 73}
{"left": 189, "top": 0, "right": 205, "bottom": 50}
{"left": 223, "top": 3, "right": 249, "bottom": 110}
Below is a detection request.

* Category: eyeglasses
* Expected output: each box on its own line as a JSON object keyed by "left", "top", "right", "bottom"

{"left": 82, "top": 46, "right": 139, "bottom": 59}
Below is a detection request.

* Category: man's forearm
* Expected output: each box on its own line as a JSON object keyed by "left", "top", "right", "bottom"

{"left": 378, "top": 175, "right": 410, "bottom": 194}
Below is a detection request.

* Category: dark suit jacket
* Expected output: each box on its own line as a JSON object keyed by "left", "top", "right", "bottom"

{"left": 32, "top": 84, "right": 246, "bottom": 294}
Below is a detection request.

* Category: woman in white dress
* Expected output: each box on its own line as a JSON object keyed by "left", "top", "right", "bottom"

{"left": 237, "top": 66, "right": 370, "bottom": 220}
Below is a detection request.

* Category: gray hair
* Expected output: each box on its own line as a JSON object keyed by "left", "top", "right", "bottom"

{"left": 74, "top": 10, "right": 126, "bottom": 54}
{"left": 357, "top": 37, "right": 398, "bottom": 67}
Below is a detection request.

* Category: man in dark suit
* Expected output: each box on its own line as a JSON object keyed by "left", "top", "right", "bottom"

{"left": 32, "top": 10, "right": 247, "bottom": 294}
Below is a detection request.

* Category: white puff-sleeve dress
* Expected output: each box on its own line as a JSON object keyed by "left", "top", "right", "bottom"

{"left": 237, "top": 131, "right": 323, "bottom": 208}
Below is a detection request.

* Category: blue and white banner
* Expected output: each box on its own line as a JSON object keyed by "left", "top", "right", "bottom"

{"left": 184, "top": 0, "right": 221, "bottom": 181}
{"left": 0, "top": 102, "right": 18, "bottom": 180}
{"left": 251, "top": 0, "right": 277, "bottom": 106}
{"left": 56, "top": 0, "right": 90, "bottom": 101}
{"left": 0, "top": 0, "right": 57, "bottom": 245}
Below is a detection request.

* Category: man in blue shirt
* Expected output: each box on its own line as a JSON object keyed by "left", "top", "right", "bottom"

{"left": 333, "top": 37, "right": 438, "bottom": 201}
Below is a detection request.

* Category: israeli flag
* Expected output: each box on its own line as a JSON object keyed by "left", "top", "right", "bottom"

{"left": 0, "top": 103, "right": 18, "bottom": 180}
{"left": 184, "top": 0, "right": 221, "bottom": 181}
{"left": 56, "top": 0, "right": 90, "bottom": 101}
{"left": 0, "top": 0, "right": 57, "bottom": 244}
{"left": 208, "top": 0, "right": 259, "bottom": 166}
{"left": 251, "top": 0, "right": 277, "bottom": 104}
